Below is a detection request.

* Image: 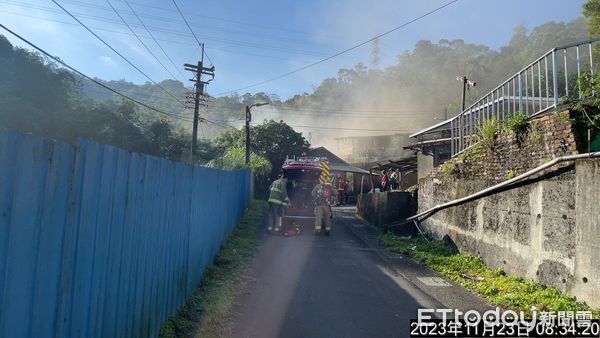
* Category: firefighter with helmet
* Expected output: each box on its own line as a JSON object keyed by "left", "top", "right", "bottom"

{"left": 312, "top": 181, "right": 333, "bottom": 235}
{"left": 267, "top": 174, "right": 290, "bottom": 234}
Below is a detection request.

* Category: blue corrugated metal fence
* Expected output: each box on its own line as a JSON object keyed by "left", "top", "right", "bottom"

{"left": 0, "top": 128, "right": 252, "bottom": 337}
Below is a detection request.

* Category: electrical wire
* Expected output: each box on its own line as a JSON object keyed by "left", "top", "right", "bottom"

{"left": 243, "top": 105, "right": 435, "bottom": 116}
{"left": 171, "top": 0, "right": 213, "bottom": 66}
{"left": 199, "top": 123, "right": 205, "bottom": 138}
{"left": 0, "top": 24, "right": 192, "bottom": 122}
{"left": 216, "top": 0, "right": 459, "bottom": 95}
{"left": 207, "top": 117, "right": 416, "bottom": 132}
{"left": 105, "top": 0, "right": 180, "bottom": 82}
{"left": 207, "top": 103, "right": 439, "bottom": 117}
{"left": 201, "top": 118, "right": 233, "bottom": 129}
{"left": 122, "top": 0, "right": 188, "bottom": 82}
{"left": 0, "top": 2, "right": 329, "bottom": 58}
{"left": 110, "top": 0, "right": 328, "bottom": 39}
{"left": 257, "top": 111, "right": 427, "bottom": 119}
{"left": 171, "top": 0, "right": 214, "bottom": 67}
{"left": 287, "top": 125, "right": 415, "bottom": 132}
{"left": 52, "top": 0, "right": 341, "bottom": 49}
{"left": 50, "top": 0, "right": 186, "bottom": 106}
{"left": 203, "top": 49, "right": 214, "bottom": 68}
{"left": 0, "top": 8, "right": 300, "bottom": 61}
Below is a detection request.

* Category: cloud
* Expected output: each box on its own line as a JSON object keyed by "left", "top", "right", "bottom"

{"left": 99, "top": 55, "right": 117, "bottom": 66}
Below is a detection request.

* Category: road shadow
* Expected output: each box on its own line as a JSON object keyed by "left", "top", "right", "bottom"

{"left": 231, "top": 207, "right": 441, "bottom": 338}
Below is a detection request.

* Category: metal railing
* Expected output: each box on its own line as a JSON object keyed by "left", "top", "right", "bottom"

{"left": 448, "top": 38, "right": 600, "bottom": 156}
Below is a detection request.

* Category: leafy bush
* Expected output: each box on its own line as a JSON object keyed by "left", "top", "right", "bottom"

{"left": 503, "top": 112, "right": 529, "bottom": 136}
{"left": 209, "top": 146, "right": 272, "bottom": 177}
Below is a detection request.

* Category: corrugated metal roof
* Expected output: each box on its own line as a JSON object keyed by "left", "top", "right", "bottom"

{"left": 409, "top": 119, "right": 452, "bottom": 138}
{"left": 329, "top": 162, "right": 370, "bottom": 174}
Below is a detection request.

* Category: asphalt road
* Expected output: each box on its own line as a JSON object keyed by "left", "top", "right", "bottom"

{"left": 229, "top": 206, "right": 490, "bottom": 338}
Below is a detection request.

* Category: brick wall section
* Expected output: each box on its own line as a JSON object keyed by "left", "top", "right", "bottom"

{"left": 429, "top": 110, "right": 579, "bottom": 185}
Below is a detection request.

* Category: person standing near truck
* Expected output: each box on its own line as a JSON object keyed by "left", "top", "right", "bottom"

{"left": 380, "top": 170, "right": 390, "bottom": 192}
{"left": 312, "top": 182, "right": 332, "bottom": 236}
{"left": 267, "top": 174, "right": 290, "bottom": 233}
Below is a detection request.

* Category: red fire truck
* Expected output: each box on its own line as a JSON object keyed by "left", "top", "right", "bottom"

{"left": 280, "top": 156, "right": 330, "bottom": 233}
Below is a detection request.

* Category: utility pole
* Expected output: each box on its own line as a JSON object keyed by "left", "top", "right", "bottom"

{"left": 245, "top": 105, "right": 251, "bottom": 165}
{"left": 185, "top": 43, "right": 215, "bottom": 161}
{"left": 457, "top": 76, "right": 476, "bottom": 112}
{"left": 245, "top": 102, "right": 269, "bottom": 164}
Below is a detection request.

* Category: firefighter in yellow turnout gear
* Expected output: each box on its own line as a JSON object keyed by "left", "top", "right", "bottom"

{"left": 267, "top": 176, "right": 290, "bottom": 233}
{"left": 312, "top": 182, "right": 332, "bottom": 235}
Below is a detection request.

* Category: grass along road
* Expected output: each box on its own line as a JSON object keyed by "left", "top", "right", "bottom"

{"left": 159, "top": 199, "right": 267, "bottom": 338}
{"left": 379, "top": 233, "right": 599, "bottom": 317}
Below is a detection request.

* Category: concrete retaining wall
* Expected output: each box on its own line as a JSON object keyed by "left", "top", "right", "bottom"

{"left": 418, "top": 110, "right": 600, "bottom": 307}
{"left": 420, "top": 159, "right": 600, "bottom": 307}
{"left": 357, "top": 192, "right": 417, "bottom": 234}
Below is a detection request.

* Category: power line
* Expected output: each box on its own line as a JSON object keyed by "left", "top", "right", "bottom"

{"left": 268, "top": 106, "right": 433, "bottom": 114}
{"left": 202, "top": 117, "right": 233, "bottom": 129}
{"left": 171, "top": 0, "right": 215, "bottom": 67}
{"left": 288, "top": 125, "right": 415, "bottom": 133}
{"left": 261, "top": 111, "right": 428, "bottom": 119}
{"left": 171, "top": 0, "right": 214, "bottom": 67}
{"left": 112, "top": 0, "right": 328, "bottom": 39}
{"left": 251, "top": 105, "right": 435, "bottom": 115}
{"left": 203, "top": 49, "right": 214, "bottom": 68}
{"left": 0, "top": 1, "right": 330, "bottom": 58}
{"left": 206, "top": 103, "right": 437, "bottom": 116}
{"left": 0, "top": 8, "right": 299, "bottom": 61}
{"left": 199, "top": 123, "right": 205, "bottom": 138}
{"left": 107, "top": 0, "right": 339, "bottom": 48}
{"left": 105, "top": 0, "right": 180, "bottom": 81}
{"left": 50, "top": 0, "right": 186, "bottom": 106}
{"left": 0, "top": 24, "right": 191, "bottom": 122}
{"left": 122, "top": 0, "right": 188, "bottom": 82}
{"left": 216, "top": 0, "right": 459, "bottom": 95}
{"left": 208, "top": 110, "right": 430, "bottom": 120}
{"left": 203, "top": 118, "right": 419, "bottom": 133}
{"left": 205, "top": 116, "right": 416, "bottom": 132}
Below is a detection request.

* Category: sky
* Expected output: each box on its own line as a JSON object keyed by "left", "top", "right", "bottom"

{"left": 0, "top": 0, "right": 588, "bottom": 101}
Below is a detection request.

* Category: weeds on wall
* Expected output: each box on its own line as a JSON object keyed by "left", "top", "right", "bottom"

{"left": 439, "top": 161, "right": 456, "bottom": 180}
{"left": 503, "top": 112, "right": 530, "bottom": 143}
{"left": 477, "top": 117, "right": 500, "bottom": 150}
{"left": 505, "top": 169, "right": 517, "bottom": 179}
{"left": 567, "top": 72, "right": 600, "bottom": 151}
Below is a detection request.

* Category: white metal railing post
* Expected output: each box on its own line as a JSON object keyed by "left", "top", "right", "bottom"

{"left": 552, "top": 49, "right": 559, "bottom": 107}
{"left": 577, "top": 45, "right": 581, "bottom": 98}
{"left": 450, "top": 118, "right": 454, "bottom": 155}
{"left": 564, "top": 49, "right": 569, "bottom": 97}
{"left": 518, "top": 72, "right": 523, "bottom": 113}
{"left": 458, "top": 113, "right": 463, "bottom": 152}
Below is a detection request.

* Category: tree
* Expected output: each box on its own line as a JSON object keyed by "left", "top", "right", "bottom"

{"left": 249, "top": 120, "right": 310, "bottom": 178}
{"left": 211, "top": 119, "right": 310, "bottom": 195}
{"left": 584, "top": 0, "right": 600, "bottom": 36}
{"left": 214, "top": 119, "right": 309, "bottom": 178}
{"left": 209, "top": 146, "right": 272, "bottom": 177}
